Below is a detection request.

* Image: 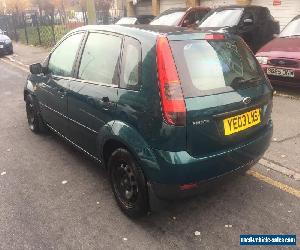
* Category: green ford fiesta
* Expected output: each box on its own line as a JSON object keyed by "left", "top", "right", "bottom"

{"left": 24, "top": 25, "right": 273, "bottom": 217}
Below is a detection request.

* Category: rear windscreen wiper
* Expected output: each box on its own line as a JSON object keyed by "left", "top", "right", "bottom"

{"left": 231, "top": 77, "right": 262, "bottom": 87}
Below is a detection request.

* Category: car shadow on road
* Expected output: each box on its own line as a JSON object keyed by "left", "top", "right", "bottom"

{"left": 47, "top": 129, "right": 248, "bottom": 216}
{"left": 274, "top": 85, "right": 300, "bottom": 98}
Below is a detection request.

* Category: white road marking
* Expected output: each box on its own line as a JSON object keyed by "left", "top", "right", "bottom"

{"left": 259, "top": 158, "right": 299, "bottom": 180}
{"left": 0, "top": 58, "right": 29, "bottom": 73}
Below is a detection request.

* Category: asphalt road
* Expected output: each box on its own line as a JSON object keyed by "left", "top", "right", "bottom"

{"left": 0, "top": 60, "right": 299, "bottom": 250}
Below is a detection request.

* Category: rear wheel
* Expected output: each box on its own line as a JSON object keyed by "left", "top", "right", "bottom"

{"left": 25, "top": 95, "right": 47, "bottom": 133}
{"left": 108, "top": 148, "right": 149, "bottom": 217}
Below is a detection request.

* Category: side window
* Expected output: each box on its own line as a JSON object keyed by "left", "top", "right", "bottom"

{"left": 194, "top": 11, "right": 207, "bottom": 23}
{"left": 120, "top": 37, "right": 141, "bottom": 90}
{"left": 48, "top": 33, "right": 84, "bottom": 77}
{"left": 78, "top": 33, "right": 122, "bottom": 85}
{"left": 184, "top": 12, "right": 195, "bottom": 26}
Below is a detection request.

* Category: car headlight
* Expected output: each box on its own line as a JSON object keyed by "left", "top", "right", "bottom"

{"left": 4, "top": 39, "right": 11, "bottom": 44}
{"left": 256, "top": 56, "right": 268, "bottom": 65}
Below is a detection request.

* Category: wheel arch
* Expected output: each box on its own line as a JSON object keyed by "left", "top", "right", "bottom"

{"left": 98, "top": 120, "right": 160, "bottom": 180}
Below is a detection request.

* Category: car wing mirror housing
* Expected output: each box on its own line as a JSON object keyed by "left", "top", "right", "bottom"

{"left": 30, "top": 63, "right": 47, "bottom": 75}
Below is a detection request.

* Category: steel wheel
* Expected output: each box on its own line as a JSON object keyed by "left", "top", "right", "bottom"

{"left": 108, "top": 148, "right": 148, "bottom": 217}
{"left": 112, "top": 161, "right": 139, "bottom": 209}
{"left": 26, "top": 101, "right": 36, "bottom": 131}
{"left": 25, "top": 95, "right": 47, "bottom": 133}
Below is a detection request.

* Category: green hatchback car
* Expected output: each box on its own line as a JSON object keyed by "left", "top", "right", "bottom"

{"left": 24, "top": 25, "right": 273, "bottom": 217}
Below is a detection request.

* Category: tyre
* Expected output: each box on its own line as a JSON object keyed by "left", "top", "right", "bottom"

{"left": 25, "top": 95, "right": 47, "bottom": 133}
{"left": 108, "top": 148, "right": 149, "bottom": 217}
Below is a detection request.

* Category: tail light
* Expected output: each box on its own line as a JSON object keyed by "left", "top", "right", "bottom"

{"left": 156, "top": 36, "right": 186, "bottom": 126}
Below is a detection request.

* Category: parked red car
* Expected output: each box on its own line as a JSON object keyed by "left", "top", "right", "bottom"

{"left": 150, "top": 7, "right": 210, "bottom": 27}
{"left": 256, "top": 15, "right": 300, "bottom": 87}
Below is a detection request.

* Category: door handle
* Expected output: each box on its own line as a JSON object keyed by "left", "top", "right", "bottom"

{"left": 102, "top": 96, "right": 110, "bottom": 103}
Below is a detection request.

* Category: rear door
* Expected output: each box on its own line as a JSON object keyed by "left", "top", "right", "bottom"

{"left": 170, "top": 36, "right": 273, "bottom": 158}
{"left": 67, "top": 32, "right": 122, "bottom": 156}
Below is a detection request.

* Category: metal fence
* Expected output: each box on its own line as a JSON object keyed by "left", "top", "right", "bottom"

{"left": 0, "top": 8, "right": 124, "bottom": 47}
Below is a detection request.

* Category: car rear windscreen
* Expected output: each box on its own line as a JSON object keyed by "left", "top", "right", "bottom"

{"left": 170, "top": 38, "right": 262, "bottom": 97}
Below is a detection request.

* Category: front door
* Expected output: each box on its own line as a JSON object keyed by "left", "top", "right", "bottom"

{"left": 67, "top": 32, "right": 122, "bottom": 156}
{"left": 37, "top": 32, "right": 84, "bottom": 135}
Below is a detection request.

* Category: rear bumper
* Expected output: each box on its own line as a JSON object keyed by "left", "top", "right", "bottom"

{"left": 147, "top": 121, "right": 273, "bottom": 199}
{"left": 269, "top": 79, "right": 300, "bottom": 87}
{"left": 150, "top": 159, "right": 255, "bottom": 200}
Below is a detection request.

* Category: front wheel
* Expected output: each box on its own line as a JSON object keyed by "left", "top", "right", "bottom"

{"left": 108, "top": 148, "right": 149, "bottom": 218}
{"left": 25, "top": 95, "right": 47, "bottom": 133}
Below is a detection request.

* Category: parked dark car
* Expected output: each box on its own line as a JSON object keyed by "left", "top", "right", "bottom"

{"left": 256, "top": 15, "right": 300, "bottom": 87}
{"left": 198, "top": 5, "right": 280, "bottom": 53}
{"left": 24, "top": 25, "right": 273, "bottom": 217}
{"left": 150, "top": 7, "right": 210, "bottom": 27}
{"left": 116, "top": 15, "right": 155, "bottom": 25}
{"left": 0, "top": 29, "right": 13, "bottom": 55}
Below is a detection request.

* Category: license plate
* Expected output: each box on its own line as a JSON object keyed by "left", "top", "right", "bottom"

{"left": 223, "top": 109, "right": 261, "bottom": 136}
{"left": 0, "top": 45, "right": 3, "bottom": 48}
{"left": 267, "top": 67, "right": 294, "bottom": 78}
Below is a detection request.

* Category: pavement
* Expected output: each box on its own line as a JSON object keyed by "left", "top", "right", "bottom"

{"left": 0, "top": 43, "right": 299, "bottom": 249}
{"left": 8, "top": 42, "right": 50, "bottom": 66}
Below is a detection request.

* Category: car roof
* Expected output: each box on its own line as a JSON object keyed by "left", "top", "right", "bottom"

{"left": 73, "top": 25, "right": 235, "bottom": 41}
{"left": 137, "top": 15, "right": 155, "bottom": 18}
{"left": 74, "top": 25, "right": 189, "bottom": 36}
{"left": 292, "top": 15, "right": 300, "bottom": 21}
{"left": 158, "top": 6, "right": 209, "bottom": 15}
{"left": 160, "top": 7, "right": 188, "bottom": 13}
{"left": 214, "top": 5, "right": 266, "bottom": 10}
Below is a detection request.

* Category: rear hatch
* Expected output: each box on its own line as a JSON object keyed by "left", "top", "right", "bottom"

{"left": 169, "top": 35, "right": 273, "bottom": 157}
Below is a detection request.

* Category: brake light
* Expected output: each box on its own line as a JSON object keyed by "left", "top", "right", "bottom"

{"left": 205, "top": 33, "right": 225, "bottom": 40}
{"left": 156, "top": 36, "right": 186, "bottom": 126}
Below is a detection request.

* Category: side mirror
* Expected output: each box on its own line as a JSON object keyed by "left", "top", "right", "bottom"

{"left": 243, "top": 18, "right": 253, "bottom": 25}
{"left": 29, "top": 63, "right": 43, "bottom": 74}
